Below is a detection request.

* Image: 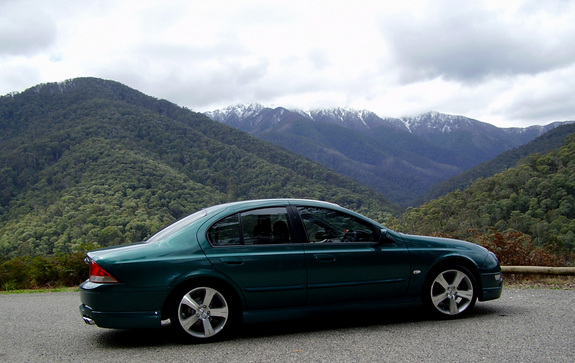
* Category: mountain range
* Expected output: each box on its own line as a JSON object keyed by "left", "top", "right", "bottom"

{"left": 2, "top": 77, "right": 574, "bottom": 260}
{"left": 206, "top": 104, "right": 572, "bottom": 206}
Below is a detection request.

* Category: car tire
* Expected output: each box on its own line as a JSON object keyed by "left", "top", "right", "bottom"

{"left": 170, "top": 284, "right": 238, "bottom": 342}
{"left": 424, "top": 265, "right": 477, "bottom": 318}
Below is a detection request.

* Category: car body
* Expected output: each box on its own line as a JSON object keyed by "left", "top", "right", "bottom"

{"left": 79, "top": 199, "right": 503, "bottom": 341}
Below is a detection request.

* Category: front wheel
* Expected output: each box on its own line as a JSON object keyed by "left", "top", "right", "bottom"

{"left": 424, "top": 266, "right": 477, "bottom": 317}
{"left": 171, "top": 285, "right": 237, "bottom": 342}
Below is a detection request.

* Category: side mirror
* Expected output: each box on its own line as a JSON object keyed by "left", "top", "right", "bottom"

{"left": 379, "top": 228, "right": 396, "bottom": 243}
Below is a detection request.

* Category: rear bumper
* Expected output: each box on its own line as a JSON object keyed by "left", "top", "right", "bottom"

{"left": 79, "top": 303, "right": 162, "bottom": 329}
{"left": 79, "top": 280, "right": 169, "bottom": 329}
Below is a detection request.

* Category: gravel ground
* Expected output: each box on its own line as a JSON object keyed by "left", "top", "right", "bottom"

{"left": 1, "top": 287, "right": 574, "bottom": 362}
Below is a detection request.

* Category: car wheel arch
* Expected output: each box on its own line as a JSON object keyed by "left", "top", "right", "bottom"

{"left": 423, "top": 257, "right": 482, "bottom": 299}
{"left": 161, "top": 276, "right": 244, "bottom": 321}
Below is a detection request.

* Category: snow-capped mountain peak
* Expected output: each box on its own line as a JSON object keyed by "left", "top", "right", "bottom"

{"left": 204, "top": 103, "right": 568, "bottom": 139}
{"left": 401, "top": 111, "right": 479, "bottom": 134}
{"left": 306, "top": 107, "right": 379, "bottom": 129}
{"left": 204, "top": 103, "right": 265, "bottom": 121}
{"left": 205, "top": 104, "right": 493, "bottom": 134}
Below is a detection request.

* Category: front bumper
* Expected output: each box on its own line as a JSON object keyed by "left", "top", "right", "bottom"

{"left": 479, "top": 271, "right": 503, "bottom": 301}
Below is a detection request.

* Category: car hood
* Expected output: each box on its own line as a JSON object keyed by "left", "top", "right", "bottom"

{"left": 398, "top": 233, "right": 488, "bottom": 253}
{"left": 396, "top": 233, "right": 501, "bottom": 272}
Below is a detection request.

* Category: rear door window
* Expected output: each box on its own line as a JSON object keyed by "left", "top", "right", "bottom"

{"left": 208, "top": 207, "right": 293, "bottom": 246}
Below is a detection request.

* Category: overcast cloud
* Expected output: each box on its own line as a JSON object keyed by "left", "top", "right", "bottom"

{"left": 1, "top": 0, "right": 574, "bottom": 127}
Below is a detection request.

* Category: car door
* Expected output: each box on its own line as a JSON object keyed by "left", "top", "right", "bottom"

{"left": 296, "top": 206, "right": 411, "bottom": 305}
{"left": 202, "top": 206, "right": 306, "bottom": 310}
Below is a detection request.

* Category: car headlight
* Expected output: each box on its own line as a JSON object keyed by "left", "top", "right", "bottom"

{"left": 489, "top": 251, "right": 499, "bottom": 263}
{"left": 483, "top": 251, "right": 500, "bottom": 269}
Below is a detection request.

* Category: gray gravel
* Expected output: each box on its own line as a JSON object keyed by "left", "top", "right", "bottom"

{"left": 1, "top": 288, "right": 574, "bottom": 362}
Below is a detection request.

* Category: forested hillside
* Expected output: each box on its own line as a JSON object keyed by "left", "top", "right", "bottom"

{"left": 0, "top": 78, "right": 396, "bottom": 259}
{"left": 392, "top": 134, "right": 575, "bottom": 266}
{"left": 257, "top": 118, "right": 464, "bottom": 207}
{"left": 425, "top": 122, "right": 575, "bottom": 201}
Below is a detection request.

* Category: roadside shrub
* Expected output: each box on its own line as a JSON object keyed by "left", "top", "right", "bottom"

{"left": 0, "top": 252, "right": 87, "bottom": 291}
{"left": 471, "top": 229, "right": 573, "bottom": 267}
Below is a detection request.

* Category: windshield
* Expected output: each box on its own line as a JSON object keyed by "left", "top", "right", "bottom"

{"left": 145, "top": 209, "right": 208, "bottom": 244}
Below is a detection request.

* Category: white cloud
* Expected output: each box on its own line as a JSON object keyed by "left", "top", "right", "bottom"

{"left": 487, "top": 66, "right": 575, "bottom": 125}
{"left": 0, "top": 0, "right": 57, "bottom": 57}
{"left": 382, "top": 0, "right": 575, "bottom": 84}
{"left": 0, "top": 0, "right": 574, "bottom": 127}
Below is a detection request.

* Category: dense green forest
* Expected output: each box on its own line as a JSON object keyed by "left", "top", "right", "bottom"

{"left": 391, "top": 134, "right": 575, "bottom": 266}
{"left": 0, "top": 78, "right": 396, "bottom": 262}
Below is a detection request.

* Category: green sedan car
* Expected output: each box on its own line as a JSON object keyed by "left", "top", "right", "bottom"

{"left": 79, "top": 199, "right": 503, "bottom": 341}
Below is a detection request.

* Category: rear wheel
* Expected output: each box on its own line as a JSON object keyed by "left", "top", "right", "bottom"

{"left": 425, "top": 265, "right": 477, "bottom": 317}
{"left": 171, "top": 285, "right": 237, "bottom": 342}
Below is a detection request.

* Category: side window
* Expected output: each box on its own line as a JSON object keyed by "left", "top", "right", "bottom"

{"left": 241, "top": 207, "right": 292, "bottom": 245}
{"left": 297, "top": 206, "right": 377, "bottom": 243}
{"left": 208, "top": 214, "right": 241, "bottom": 246}
{"left": 208, "top": 207, "right": 293, "bottom": 246}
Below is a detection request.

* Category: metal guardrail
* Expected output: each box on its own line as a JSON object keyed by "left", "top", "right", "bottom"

{"left": 501, "top": 266, "right": 575, "bottom": 275}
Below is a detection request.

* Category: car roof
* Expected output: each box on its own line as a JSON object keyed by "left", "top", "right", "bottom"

{"left": 208, "top": 198, "right": 342, "bottom": 213}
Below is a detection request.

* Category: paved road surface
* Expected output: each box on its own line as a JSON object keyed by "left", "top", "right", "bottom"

{"left": 1, "top": 288, "right": 574, "bottom": 362}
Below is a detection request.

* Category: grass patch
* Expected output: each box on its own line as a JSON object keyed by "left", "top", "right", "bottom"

{"left": 0, "top": 286, "right": 79, "bottom": 294}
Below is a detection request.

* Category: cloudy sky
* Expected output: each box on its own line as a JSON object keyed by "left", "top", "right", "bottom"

{"left": 1, "top": 0, "right": 575, "bottom": 127}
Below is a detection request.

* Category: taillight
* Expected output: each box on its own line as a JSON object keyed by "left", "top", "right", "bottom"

{"left": 89, "top": 260, "right": 120, "bottom": 283}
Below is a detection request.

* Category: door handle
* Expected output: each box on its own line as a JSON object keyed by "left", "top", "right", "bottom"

{"left": 314, "top": 254, "right": 336, "bottom": 262}
{"left": 221, "top": 257, "right": 244, "bottom": 265}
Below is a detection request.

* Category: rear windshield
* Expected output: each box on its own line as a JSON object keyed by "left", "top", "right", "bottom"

{"left": 145, "top": 209, "right": 208, "bottom": 244}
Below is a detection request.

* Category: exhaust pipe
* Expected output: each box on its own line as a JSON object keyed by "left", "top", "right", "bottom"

{"left": 83, "top": 316, "right": 96, "bottom": 325}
